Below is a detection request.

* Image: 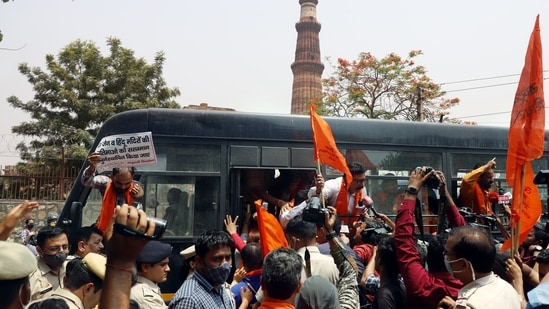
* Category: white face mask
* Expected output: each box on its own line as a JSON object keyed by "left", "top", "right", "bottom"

{"left": 444, "top": 256, "right": 476, "bottom": 281}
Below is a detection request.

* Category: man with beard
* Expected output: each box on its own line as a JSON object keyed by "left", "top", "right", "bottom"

{"left": 169, "top": 230, "right": 235, "bottom": 309}
{"left": 308, "top": 162, "right": 372, "bottom": 230}
{"left": 82, "top": 152, "right": 144, "bottom": 233}
{"left": 29, "top": 226, "right": 70, "bottom": 300}
{"left": 131, "top": 240, "right": 172, "bottom": 309}
{"left": 458, "top": 158, "right": 509, "bottom": 239}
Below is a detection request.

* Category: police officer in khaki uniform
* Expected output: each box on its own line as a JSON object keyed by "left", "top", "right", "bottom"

{"left": 131, "top": 240, "right": 172, "bottom": 309}
{"left": 0, "top": 241, "right": 38, "bottom": 309}
{"left": 180, "top": 244, "right": 196, "bottom": 280}
{"left": 28, "top": 253, "right": 106, "bottom": 309}
{"left": 29, "top": 226, "right": 70, "bottom": 300}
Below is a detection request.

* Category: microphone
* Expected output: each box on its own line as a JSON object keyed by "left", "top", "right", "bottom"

{"left": 363, "top": 196, "right": 374, "bottom": 207}
{"left": 502, "top": 192, "right": 512, "bottom": 205}
{"left": 488, "top": 192, "right": 499, "bottom": 205}
{"left": 359, "top": 196, "right": 379, "bottom": 217}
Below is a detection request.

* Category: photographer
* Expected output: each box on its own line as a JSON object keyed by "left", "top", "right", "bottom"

{"left": 295, "top": 206, "right": 360, "bottom": 309}
{"left": 285, "top": 215, "right": 339, "bottom": 285}
{"left": 394, "top": 167, "right": 465, "bottom": 308}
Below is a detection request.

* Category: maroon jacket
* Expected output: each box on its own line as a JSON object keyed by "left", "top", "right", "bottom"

{"left": 394, "top": 198, "right": 464, "bottom": 308}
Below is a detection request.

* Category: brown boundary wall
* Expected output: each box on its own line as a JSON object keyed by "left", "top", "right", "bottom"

{"left": 0, "top": 200, "right": 64, "bottom": 242}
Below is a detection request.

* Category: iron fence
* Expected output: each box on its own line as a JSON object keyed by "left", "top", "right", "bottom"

{"left": 0, "top": 165, "right": 80, "bottom": 200}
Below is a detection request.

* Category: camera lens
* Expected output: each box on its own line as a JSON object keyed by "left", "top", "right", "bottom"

{"left": 149, "top": 217, "right": 167, "bottom": 239}
{"left": 423, "top": 167, "right": 440, "bottom": 189}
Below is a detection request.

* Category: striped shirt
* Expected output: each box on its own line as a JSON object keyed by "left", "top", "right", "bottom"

{"left": 169, "top": 271, "right": 235, "bottom": 309}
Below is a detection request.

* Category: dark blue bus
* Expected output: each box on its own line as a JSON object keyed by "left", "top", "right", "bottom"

{"left": 58, "top": 108, "right": 549, "bottom": 298}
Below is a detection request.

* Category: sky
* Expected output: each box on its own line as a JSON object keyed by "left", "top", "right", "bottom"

{"left": 0, "top": 0, "right": 548, "bottom": 166}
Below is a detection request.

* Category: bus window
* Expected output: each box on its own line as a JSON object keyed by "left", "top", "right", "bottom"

{"left": 144, "top": 144, "right": 221, "bottom": 172}
{"left": 342, "top": 149, "right": 442, "bottom": 176}
{"left": 239, "top": 168, "right": 316, "bottom": 214}
{"left": 343, "top": 149, "right": 441, "bottom": 194}
{"left": 142, "top": 175, "right": 220, "bottom": 237}
{"left": 368, "top": 172, "right": 407, "bottom": 215}
{"left": 82, "top": 189, "right": 103, "bottom": 227}
{"left": 451, "top": 154, "right": 508, "bottom": 179}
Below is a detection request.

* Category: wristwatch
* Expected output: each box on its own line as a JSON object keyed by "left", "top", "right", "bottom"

{"left": 405, "top": 187, "right": 419, "bottom": 195}
{"left": 534, "top": 245, "right": 543, "bottom": 252}
{"left": 326, "top": 231, "right": 338, "bottom": 241}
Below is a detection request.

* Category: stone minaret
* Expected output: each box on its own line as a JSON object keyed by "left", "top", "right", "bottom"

{"left": 290, "top": 0, "right": 324, "bottom": 115}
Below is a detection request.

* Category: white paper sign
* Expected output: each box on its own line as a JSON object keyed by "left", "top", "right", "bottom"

{"left": 94, "top": 131, "right": 157, "bottom": 173}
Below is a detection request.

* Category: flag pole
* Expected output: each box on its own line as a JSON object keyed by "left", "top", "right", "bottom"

{"left": 512, "top": 165, "right": 527, "bottom": 256}
{"left": 316, "top": 160, "right": 325, "bottom": 209}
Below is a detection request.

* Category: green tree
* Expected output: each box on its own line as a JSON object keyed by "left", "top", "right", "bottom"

{"left": 7, "top": 37, "right": 181, "bottom": 172}
{"left": 320, "top": 50, "right": 459, "bottom": 122}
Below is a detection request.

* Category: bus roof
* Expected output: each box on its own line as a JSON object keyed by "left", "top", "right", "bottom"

{"left": 95, "top": 108, "right": 549, "bottom": 151}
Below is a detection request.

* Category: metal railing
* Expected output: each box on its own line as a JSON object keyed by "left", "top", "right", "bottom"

{"left": 0, "top": 165, "right": 80, "bottom": 200}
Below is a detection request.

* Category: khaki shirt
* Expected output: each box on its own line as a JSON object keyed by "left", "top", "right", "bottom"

{"left": 130, "top": 275, "right": 167, "bottom": 309}
{"left": 29, "top": 258, "right": 65, "bottom": 300}
{"left": 27, "top": 288, "right": 84, "bottom": 309}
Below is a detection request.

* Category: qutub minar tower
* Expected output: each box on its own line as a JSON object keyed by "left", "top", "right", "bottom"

{"left": 290, "top": 0, "right": 324, "bottom": 115}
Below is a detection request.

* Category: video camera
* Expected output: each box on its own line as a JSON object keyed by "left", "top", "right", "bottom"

{"left": 360, "top": 218, "right": 392, "bottom": 245}
{"left": 458, "top": 207, "right": 497, "bottom": 224}
{"left": 302, "top": 196, "right": 329, "bottom": 227}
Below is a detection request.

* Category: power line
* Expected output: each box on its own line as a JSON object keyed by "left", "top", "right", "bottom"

{"left": 445, "top": 81, "right": 518, "bottom": 93}
{"left": 440, "top": 70, "right": 549, "bottom": 85}
{"left": 453, "top": 110, "right": 511, "bottom": 119}
{"left": 441, "top": 73, "right": 519, "bottom": 85}
{"left": 452, "top": 107, "right": 549, "bottom": 122}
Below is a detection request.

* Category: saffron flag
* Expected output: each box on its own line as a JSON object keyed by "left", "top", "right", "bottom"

{"left": 502, "top": 15, "right": 545, "bottom": 251}
{"left": 310, "top": 104, "right": 352, "bottom": 186}
{"left": 255, "top": 200, "right": 288, "bottom": 257}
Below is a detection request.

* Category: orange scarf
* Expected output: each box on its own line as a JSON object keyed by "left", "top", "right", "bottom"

{"left": 335, "top": 178, "right": 362, "bottom": 226}
{"left": 473, "top": 182, "right": 490, "bottom": 215}
{"left": 96, "top": 181, "right": 134, "bottom": 233}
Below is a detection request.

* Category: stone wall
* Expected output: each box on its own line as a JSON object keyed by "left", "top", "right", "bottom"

{"left": 0, "top": 200, "right": 65, "bottom": 242}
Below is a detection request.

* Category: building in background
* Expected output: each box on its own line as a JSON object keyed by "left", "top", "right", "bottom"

{"left": 290, "top": 0, "right": 324, "bottom": 115}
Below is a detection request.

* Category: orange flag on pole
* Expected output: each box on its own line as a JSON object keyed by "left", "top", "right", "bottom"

{"left": 310, "top": 104, "right": 352, "bottom": 185}
{"left": 255, "top": 200, "right": 288, "bottom": 257}
{"left": 502, "top": 15, "right": 545, "bottom": 252}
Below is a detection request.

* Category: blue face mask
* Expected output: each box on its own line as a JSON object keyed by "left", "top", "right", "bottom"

{"left": 202, "top": 262, "right": 231, "bottom": 285}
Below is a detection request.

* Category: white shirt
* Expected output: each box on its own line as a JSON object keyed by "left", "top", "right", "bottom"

{"left": 307, "top": 176, "right": 367, "bottom": 215}
{"left": 456, "top": 272, "right": 521, "bottom": 309}
{"left": 296, "top": 245, "right": 339, "bottom": 285}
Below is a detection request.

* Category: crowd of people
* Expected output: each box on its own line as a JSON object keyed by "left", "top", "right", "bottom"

{"left": 1, "top": 155, "right": 549, "bottom": 309}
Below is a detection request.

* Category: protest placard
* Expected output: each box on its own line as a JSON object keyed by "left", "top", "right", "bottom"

{"left": 93, "top": 131, "right": 157, "bottom": 173}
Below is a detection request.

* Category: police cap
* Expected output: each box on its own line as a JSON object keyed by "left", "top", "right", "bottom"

{"left": 179, "top": 244, "right": 196, "bottom": 261}
{"left": 0, "top": 241, "right": 37, "bottom": 280}
{"left": 137, "top": 241, "right": 172, "bottom": 264}
{"left": 82, "top": 252, "right": 107, "bottom": 280}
